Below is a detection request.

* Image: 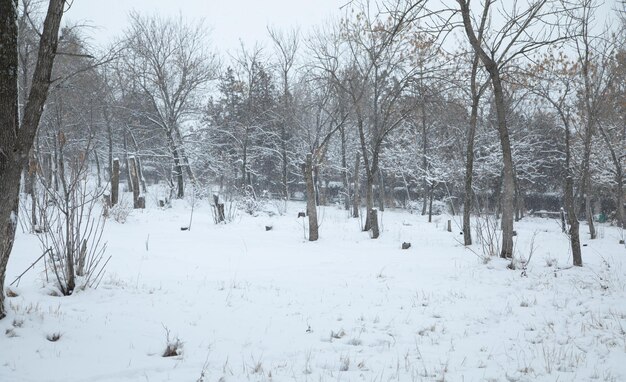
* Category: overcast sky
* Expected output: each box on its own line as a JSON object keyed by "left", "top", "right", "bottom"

{"left": 64, "top": 0, "right": 347, "bottom": 54}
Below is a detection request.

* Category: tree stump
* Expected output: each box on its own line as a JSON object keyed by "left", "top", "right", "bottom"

{"left": 447, "top": 220, "right": 452, "bottom": 232}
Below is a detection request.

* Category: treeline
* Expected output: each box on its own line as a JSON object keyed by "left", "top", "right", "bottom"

{"left": 16, "top": 1, "right": 626, "bottom": 249}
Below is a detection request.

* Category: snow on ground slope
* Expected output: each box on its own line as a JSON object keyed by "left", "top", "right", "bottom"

{"left": 2, "top": 200, "right": 625, "bottom": 381}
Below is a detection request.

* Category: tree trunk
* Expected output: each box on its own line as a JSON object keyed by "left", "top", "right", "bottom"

{"left": 463, "top": 81, "right": 480, "bottom": 245}
{"left": 0, "top": 0, "right": 65, "bottom": 319}
{"left": 341, "top": 126, "right": 350, "bottom": 211}
{"left": 172, "top": 148, "right": 184, "bottom": 199}
{"left": 364, "top": 177, "right": 374, "bottom": 232}
{"left": 303, "top": 154, "right": 318, "bottom": 241}
{"left": 352, "top": 152, "right": 360, "bottom": 218}
{"left": 369, "top": 208, "right": 379, "bottom": 239}
{"left": 129, "top": 157, "right": 141, "bottom": 208}
{"left": 459, "top": 0, "right": 515, "bottom": 258}
{"left": 29, "top": 152, "right": 38, "bottom": 230}
{"left": 378, "top": 169, "right": 385, "bottom": 212}
{"left": 565, "top": 123, "right": 582, "bottom": 266}
{"left": 428, "top": 184, "right": 434, "bottom": 223}
{"left": 111, "top": 158, "right": 120, "bottom": 206}
{"left": 94, "top": 149, "right": 102, "bottom": 188}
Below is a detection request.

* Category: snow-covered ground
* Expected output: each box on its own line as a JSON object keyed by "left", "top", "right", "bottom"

{"left": 2, "top": 198, "right": 625, "bottom": 381}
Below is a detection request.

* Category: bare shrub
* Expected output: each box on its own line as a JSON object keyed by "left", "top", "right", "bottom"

{"left": 35, "top": 145, "right": 110, "bottom": 296}
{"left": 474, "top": 214, "right": 502, "bottom": 261}
{"left": 109, "top": 196, "right": 132, "bottom": 224}
{"left": 240, "top": 187, "right": 263, "bottom": 216}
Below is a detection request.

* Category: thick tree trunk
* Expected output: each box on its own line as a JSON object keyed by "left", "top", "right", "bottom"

{"left": 303, "top": 154, "right": 318, "bottom": 241}
{"left": 0, "top": 0, "right": 64, "bottom": 319}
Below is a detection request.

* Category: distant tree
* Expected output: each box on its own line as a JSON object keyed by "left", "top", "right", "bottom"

{"left": 123, "top": 12, "right": 217, "bottom": 198}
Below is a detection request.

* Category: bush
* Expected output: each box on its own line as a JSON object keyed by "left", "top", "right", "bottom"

{"left": 109, "top": 197, "right": 132, "bottom": 224}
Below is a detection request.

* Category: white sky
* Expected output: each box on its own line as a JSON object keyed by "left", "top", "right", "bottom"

{"left": 64, "top": 0, "right": 347, "bottom": 54}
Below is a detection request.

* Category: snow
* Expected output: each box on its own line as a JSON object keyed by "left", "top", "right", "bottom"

{"left": 2, "top": 199, "right": 626, "bottom": 381}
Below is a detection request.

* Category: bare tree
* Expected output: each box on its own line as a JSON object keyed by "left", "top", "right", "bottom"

{"left": 0, "top": 0, "right": 65, "bottom": 319}
{"left": 529, "top": 51, "right": 583, "bottom": 266}
{"left": 123, "top": 12, "right": 217, "bottom": 198}
{"left": 269, "top": 27, "right": 300, "bottom": 201}
{"left": 569, "top": 0, "right": 621, "bottom": 238}
{"left": 456, "top": 0, "right": 565, "bottom": 258}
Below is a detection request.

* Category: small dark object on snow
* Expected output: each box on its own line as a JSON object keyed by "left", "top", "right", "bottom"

{"left": 402, "top": 242, "right": 411, "bottom": 250}
{"left": 512, "top": 230, "right": 517, "bottom": 236}
{"left": 180, "top": 227, "right": 189, "bottom": 231}
{"left": 460, "top": 232, "right": 463, "bottom": 235}
{"left": 583, "top": 243, "right": 588, "bottom": 247}
{"left": 619, "top": 239, "right": 624, "bottom": 244}
{"left": 265, "top": 225, "right": 273, "bottom": 231}
{"left": 298, "top": 212, "right": 306, "bottom": 218}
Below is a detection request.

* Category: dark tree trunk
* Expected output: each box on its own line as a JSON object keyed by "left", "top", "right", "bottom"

{"left": 428, "top": 184, "right": 434, "bottom": 223}
{"left": 303, "top": 154, "right": 318, "bottom": 241}
{"left": 171, "top": 143, "right": 184, "bottom": 198}
{"left": 352, "top": 152, "right": 360, "bottom": 218}
{"left": 421, "top": 103, "right": 428, "bottom": 216}
{"left": 0, "top": 0, "right": 64, "bottom": 319}
{"left": 341, "top": 126, "right": 350, "bottom": 211}
{"left": 111, "top": 158, "right": 120, "bottom": 206}
{"left": 565, "top": 122, "right": 582, "bottom": 266}
{"left": 94, "top": 149, "right": 102, "bottom": 188}
{"left": 462, "top": 86, "right": 479, "bottom": 245}
{"left": 364, "top": 178, "right": 374, "bottom": 232}
{"left": 378, "top": 169, "right": 385, "bottom": 212}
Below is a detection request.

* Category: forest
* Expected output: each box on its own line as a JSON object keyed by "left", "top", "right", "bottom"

{"left": 0, "top": 0, "right": 625, "bottom": 381}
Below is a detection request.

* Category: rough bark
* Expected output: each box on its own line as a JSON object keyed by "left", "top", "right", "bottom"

{"left": 0, "top": 0, "right": 65, "bottom": 319}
